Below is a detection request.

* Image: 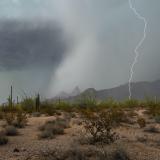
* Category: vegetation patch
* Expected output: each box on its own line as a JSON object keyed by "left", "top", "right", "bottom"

{"left": 0, "top": 131, "right": 8, "bottom": 145}
{"left": 137, "top": 117, "right": 146, "bottom": 128}
{"left": 83, "top": 110, "right": 118, "bottom": 144}
{"left": 38, "top": 118, "right": 70, "bottom": 139}
{"left": 5, "top": 125, "right": 18, "bottom": 136}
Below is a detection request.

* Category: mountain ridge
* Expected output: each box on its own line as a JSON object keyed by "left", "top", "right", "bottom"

{"left": 52, "top": 80, "right": 160, "bottom": 101}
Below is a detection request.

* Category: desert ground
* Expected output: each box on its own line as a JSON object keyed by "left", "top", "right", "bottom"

{"left": 0, "top": 108, "right": 160, "bottom": 160}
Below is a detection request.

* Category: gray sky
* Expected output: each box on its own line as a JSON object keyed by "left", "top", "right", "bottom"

{"left": 0, "top": 0, "right": 159, "bottom": 102}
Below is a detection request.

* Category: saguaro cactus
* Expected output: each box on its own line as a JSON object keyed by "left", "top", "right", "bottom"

{"left": 35, "top": 93, "right": 40, "bottom": 112}
{"left": 17, "top": 96, "right": 19, "bottom": 104}
{"left": 9, "top": 86, "right": 13, "bottom": 108}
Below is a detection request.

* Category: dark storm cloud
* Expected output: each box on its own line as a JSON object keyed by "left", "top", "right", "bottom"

{"left": 0, "top": 20, "right": 68, "bottom": 71}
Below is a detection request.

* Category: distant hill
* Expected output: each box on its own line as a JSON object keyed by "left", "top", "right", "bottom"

{"left": 93, "top": 80, "right": 160, "bottom": 100}
{"left": 52, "top": 80, "right": 160, "bottom": 101}
{"left": 55, "top": 86, "right": 81, "bottom": 99}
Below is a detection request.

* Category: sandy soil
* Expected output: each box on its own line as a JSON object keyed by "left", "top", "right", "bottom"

{"left": 0, "top": 110, "right": 160, "bottom": 160}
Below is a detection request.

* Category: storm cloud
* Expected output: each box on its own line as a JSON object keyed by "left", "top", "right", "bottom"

{"left": 0, "top": 20, "right": 68, "bottom": 71}
{"left": 0, "top": 0, "right": 159, "bottom": 102}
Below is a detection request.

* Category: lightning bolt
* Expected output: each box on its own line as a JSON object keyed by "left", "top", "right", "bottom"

{"left": 128, "top": 0, "right": 147, "bottom": 99}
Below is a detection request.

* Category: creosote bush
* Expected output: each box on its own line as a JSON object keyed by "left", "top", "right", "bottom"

{"left": 0, "top": 111, "right": 4, "bottom": 119}
{"left": 0, "top": 136, "right": 8, "bottom": 145}
{"left": 111, "top": 147, "right": 130, "bottom": 160}
{"left": 4, "top": 112, "right": 16, "bottom": 125}
{"left": 137, "top": 117, "right": 146, "bottom": 128}
{"left": 4, "top": 111, "right": 28, "bottom": 128}
{"left": 83, "top": 110, "right": 118, "bottom": 144}
{"left": 0, "top": 131, "right": 8, "bottom": 145}
{"left": 5, "top": 125, "right": 18, "bottom": 136}
{"left": 13, "top": 111, "right": 28, "bottom": 128}
{"left": 97, "top": 146, "right": 130, "bottom": 160}
{"left": 38, "top": 118, "right": 70, "bottom": 139}
{"left": 154, "top": 115, "right": 160, "bottom": 123}
{"left": 121, "top": 99, "right": 139, "bottom": 108}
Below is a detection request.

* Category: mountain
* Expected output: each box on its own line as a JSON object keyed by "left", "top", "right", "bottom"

{"left": 55, "top": 86, "right": 81, "bottom": 99}
{"left": 70, "top": 86, "right": 81, "bottom": 97}
{"left": 53, "top": 80, "right": 160, "bottom": 101}
{"left": 94, "top": 80, "right": 160, "bottom": 100}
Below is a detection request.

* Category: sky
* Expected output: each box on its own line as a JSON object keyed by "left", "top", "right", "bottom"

{"left": 0, "top": 0, "right": 159, "bottom": 102}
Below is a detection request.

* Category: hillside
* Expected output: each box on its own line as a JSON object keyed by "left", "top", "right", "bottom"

{"left": 54, "top": 80, "right": 160, "bottom": 101}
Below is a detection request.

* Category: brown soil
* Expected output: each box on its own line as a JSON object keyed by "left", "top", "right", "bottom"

{"left": 0, "top": 110, "right": 160, "bottom": 160}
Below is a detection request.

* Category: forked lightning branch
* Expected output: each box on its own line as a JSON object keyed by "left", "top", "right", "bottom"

{"left": 128, "top": 0, "right": 147, "bottom": 99}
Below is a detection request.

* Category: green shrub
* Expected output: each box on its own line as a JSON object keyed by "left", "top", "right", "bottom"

{"left": 56, "top": 117, "right": 70, "bottom": 129}
{"left": 122, "top": 99, "right": 139, "bottom": 108}
{"left": 4, "top": 111, "right": 27, "bottom": 128}
{"left": 38, "top": 130, "right": 54, "bottom": 139}
{"left": 55, "top": 101, "right": 73, "bottom": 112}
{"left": 21, "top": 97, "right": 35, "bottom": 113}
{"left": 99, "top": 98, "right": 119, "bottom": 109}
{"left": 0, "top": 136, "right": 8, "bottom": 145}
{"left": 0, "top": 111, "right": 4, "bottom": 119}
{"left": 4, "top": 112, "right": 16, "bottom": 125}
{"left": 77, "top": 93, "right": 97, "bottom": 108}
{"left": 109, "top": 108, "right": 126, "bottom": 125}
{"left": 5, "top": 125, "right": 18, "bottom": 136}
{"left": 0, "top": 131, "right": 8, "bottom": 145}
{"left": 143, "top": 98, "right": 160, "bottom": 116}
{"left": 14, "top": 111, "right": 28, "bottom": 128}
{"left": 40, "top": 101, "right": 56, "bottom": 116}
{"left": 154, "top": 115, "right": 160, "bottom": 123}
{"left": 38, "top": 118, "right": 70, "bottom": 139}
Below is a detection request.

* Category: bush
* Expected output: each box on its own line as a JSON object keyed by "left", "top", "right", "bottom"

{"left": 98, "top": 98, "right": 118, "bottom": 109}
{"left": 154, "top": 115, "right": 160, "bottom": 123}
{"left": 97, "top": 146, "right": 130, "bottom": 160}
{"left": 38, "top": 118, "right": 69, "bottom": 139}
{"left": 109, "top": 108, "right": 126, "bottom": 125}
{"left": 0, "top": 136, "right": 8, "bottom": 145}
{"left": 77, "top": 93, "right": 97, "bottom": 108}
{"left": 56, "top": 117, "right": 70, "bottom": 129}
{"left": 4, "top": 112, "right": 16, "bottom": 125}
{"left": 143, "top": 98, "right": 160, "bottom": 116}
{"left": 0, "top": 111, "right": 4, "bottom": 119}
{"left": 38, "top": 130, "right": 54, "bottom": 139}
{"left": 13, "top": 111, "right": 28, "bottom": 128}
{"left": 4, "top": 111, "right": 28, "bottom": 128}
{"left": 21, "top": 97, "right": 35, "bottom": 113}
{"left": 5, "top": 125, "right": 18, "bottom": 136}
{"left": 55, "top": 101, "right": 73, "bottom": 112}
{"left": 120, "top": 99, "right": 139, "bottom": 108}
{"left": 83, "top": 111, "right": 118, "bottom": 144}
{"left": 137, "top": 117, "right": 146, "bottom": 128}
{"left": 0, "top": 131, "right": 9, "bottom": 145}
{"left": 112, "top": 147, "right": 130, "bottom": 160}
{"left": 36, "top": 147, "right": 89, "bottom": 160}
{"left": 40, "top": 101, "right": 56, "bottom": 116}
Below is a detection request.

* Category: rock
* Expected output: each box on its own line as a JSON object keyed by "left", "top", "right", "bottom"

{"left": 13, "top": 148, "right": 20, "bottom": 152}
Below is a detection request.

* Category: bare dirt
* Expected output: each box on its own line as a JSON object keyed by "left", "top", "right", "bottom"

{"left": 0, "top": 110, "right": 160, "bottom": 160}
